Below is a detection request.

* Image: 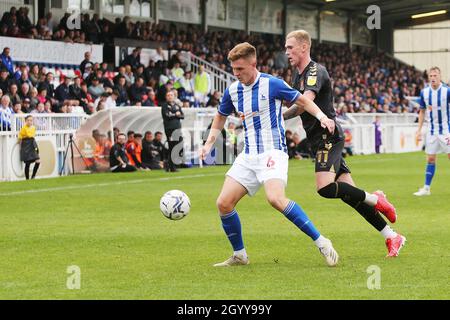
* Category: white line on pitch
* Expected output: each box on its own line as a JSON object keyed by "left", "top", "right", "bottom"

{"left": 0, "top": 173, "right": 223, "bottom": 196}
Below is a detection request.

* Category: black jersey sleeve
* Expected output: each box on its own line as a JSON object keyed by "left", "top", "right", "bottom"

{"left": 304, "top": 63, "right": 328, "bottom": 95}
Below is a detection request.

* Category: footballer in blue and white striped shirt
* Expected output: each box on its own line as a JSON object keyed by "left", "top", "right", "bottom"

{"left": 200, "top": 42, "right": 339, "bottom": 267}
{"left": 414, "top": 66, "right": 450, "bottom": 196}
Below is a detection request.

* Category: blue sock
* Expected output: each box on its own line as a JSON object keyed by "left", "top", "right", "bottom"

{"left": 220, "top": 209, "right": 244, "bottom": 251}
{"left": 283, "top": 200, "right": 321, "bottom": 241}
{"left": 425, "top": 163, "right": 436, "bottom": 187}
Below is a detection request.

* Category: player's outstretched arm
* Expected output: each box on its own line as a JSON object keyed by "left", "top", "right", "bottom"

{"left": 200, "top": 113, "right": 227, "bottom": 160}
{"left": 295, "top": 94, "right": 335, "bottom": 134}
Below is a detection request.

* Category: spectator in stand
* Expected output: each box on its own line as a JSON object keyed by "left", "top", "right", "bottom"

{"left": 14, "top": 62, "right": 27, "bottom": 81}
{"left": 17, "top": 70, "right": 32, "bottom": 88}
{"left": 21, "top": 97, "right": 32, "bottom": 113}
{"left": 129, "top": 76, "right": 147, "bottom": 104}
{"left": 31, "top": 102, "right": 45, "bottom": 114}
{"left": 105, "top": 90, "right": 118, "bottom": 109}
{"left": 12, "top": 102, "right": 22, "bottom": 114}
{"left": 179, "top": 70, "right": 195, "bottom": 107}
{"left": 29, "top": 87, "right": 39, "bottom": 109}
{"left": 54, "top": 76, "right": 72, "bottom": 105}
{"left": 19, "top": 82, "right": 30, "bottom": 100}
{"left": 0, "top": 95, "right": 13, "bottom": 130}
{"left": 88, "top": 76, "right": 105, "bottom": 100}
{"left": 206, "top": 90, "right": 221, "bottom": 108}
{"left": 0, "top": 68, "right": 11, "bottom": 93}
{"left": 109, "top": 133, "right": 137, "bottom": 173}
{"left": 193, "top": 65, "right": 211, "bottom": 108}
{"left": 122, "top": 47, "right": 141, "bottom": 70}
{"left": 8, "top": 83, "right": 21, "bottom": 105}
{"left": 38, "top": 72, "right": 56, "bottom": 104}
{"left": 114, "top": 75, "right": 130, "bottom": 106}
{"left": 142, "top": 89, "right": 157, "bottom": 107}
{"left": 0, "top": 47, "right": 14, "bottom": 75}
{"left": 80, "top": 51, "right": 93, "bottom": 74}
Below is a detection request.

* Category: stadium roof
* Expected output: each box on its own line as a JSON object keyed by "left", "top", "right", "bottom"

{"left": 293, "top": 0, "right": 450, "bottom": 25}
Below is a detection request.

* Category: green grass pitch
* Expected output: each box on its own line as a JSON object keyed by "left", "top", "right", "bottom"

{"left": 0, "top": 152, "right": 449, "bottom": 299}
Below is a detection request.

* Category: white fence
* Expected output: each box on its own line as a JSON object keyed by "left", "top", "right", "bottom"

{"left": 0, "top": 113, "right": 88, "bottom": 181}
{"left": 0, "top": 110, "right": 423, "bottom": 181}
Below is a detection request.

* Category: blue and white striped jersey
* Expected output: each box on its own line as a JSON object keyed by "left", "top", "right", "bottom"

{"left": 218, "top": 72, "right": 300, "bottom": 155}
{"left": 419, "top": 84, "right": 450, "bottom": 136}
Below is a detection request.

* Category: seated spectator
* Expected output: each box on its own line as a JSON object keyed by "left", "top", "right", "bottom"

{"left": 0, "top": 68, "right": 11, "bottom": 93}
{"left": 142, "top": 90, "right": 157, "bottom": 107}
{"left": 8, "top": 83, "right": 21, "bottom": 105}
{"left": 31, "top": 102, "right": 45, "bottom": 114}
{"left": 113, "top": 76, "right": 130, "bottom": 106}
{"left": 125, "top": 131, "right": 147, "bottom": 169}
{"left": 0, "top": 95, "right": 13, "bottom": 130}
{"left": 0, "top": 47, "right": 14, "bottom": 76}
{"left": 54, "top": 76, "right": 72, "bottom": 104}
{"left": 12, "top": 102, "right": 22, "bottom": 114}
{"left": 105, "top": 90, "right": 118, "bottom": 108}
{"left": 206, "top": 91, "right": 221, "bottom": 108}
{"left": 19, "top": 82, "right": 31, "bottom": 100}
{"left": 141, "top": 131, "right": 164, "bottom": 169}
{"left": 21, "top": 97, "right": 32, "bottom": 113}
{"left": 129, "top": 77, "right": 147, "bottom": 104}
{"left": 88, "top": 76, "right": 105, "bottom": 99}
{"left": 109, "top": 133, "right": 137, "bottom": 173}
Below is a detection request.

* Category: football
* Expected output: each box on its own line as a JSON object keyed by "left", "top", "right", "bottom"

{"left": 160, "top": 190, "right": 191, "bottom": 220}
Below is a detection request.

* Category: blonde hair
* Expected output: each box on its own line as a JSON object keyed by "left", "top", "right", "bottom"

{"left": 228, "top": 42, "right": 256, "bottom": 62}
{"left": 429, "top": 66, "right": 441, "bottom": 73}
{"left": 286, "top": 30, "right": 311, "bottom": 47}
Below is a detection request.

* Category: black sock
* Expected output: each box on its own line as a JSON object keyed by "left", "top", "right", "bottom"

{"left": 24, "top": 163, "right": 31, "bottom": 180}
{"left": 31, "top": 162, "right": 40, "bottom": 179}
{"left": 318, "top": 182, "right": 366, "bottom": 203}
{"left": 342, "top": 198, "right": 387, "bottom": 231}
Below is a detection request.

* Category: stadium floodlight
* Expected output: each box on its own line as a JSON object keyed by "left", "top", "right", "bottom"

{"left": 325, "top": 0, "right": 336, "bottom": 2}
{"left": 411, "top": 10, "right": 447, "bottom": 19}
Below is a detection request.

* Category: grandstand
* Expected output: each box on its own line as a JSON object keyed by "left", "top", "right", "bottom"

{"left": 0, "top": 0, "right": 449, "bottom": 304}
{"left": 1, "top": 0, "right": 448, "bottom": 180}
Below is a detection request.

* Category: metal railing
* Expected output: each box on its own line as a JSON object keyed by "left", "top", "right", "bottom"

{"left": 188, "top": 52, "right": 237, "bottom": 94}
{"left": 0, "top": 113, "right": 88, "bottom": 136}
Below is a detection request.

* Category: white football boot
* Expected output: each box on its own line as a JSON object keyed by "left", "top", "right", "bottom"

{"left": 413, "top": 187, "right": 431, "bottom": 196}
{"left": 213, "top": 254, "right": 249, "bottom": 267}
{"left": 318, "top": 238, "right": 339, "bottom": 267}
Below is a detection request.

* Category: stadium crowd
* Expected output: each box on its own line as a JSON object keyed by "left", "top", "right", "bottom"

{"left": 0, "top": 5, "right": 435, "bottom": 121}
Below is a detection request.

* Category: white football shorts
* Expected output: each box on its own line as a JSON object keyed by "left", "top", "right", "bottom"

{"left": 425, "top": 133, "right": 450, "bottom": 155}
{"left": 226, "top": 149, "right": 289, "bottom": 196}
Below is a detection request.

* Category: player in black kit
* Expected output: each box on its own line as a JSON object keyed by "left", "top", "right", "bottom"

{"left": 283, "top": 30, "right": 406, "bottom": 257}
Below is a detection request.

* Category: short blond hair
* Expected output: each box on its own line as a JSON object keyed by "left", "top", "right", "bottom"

{"left": 429, "top": 66, "right": 441, "bottom": 73}
{"left": 228, "top": 42, "right": 256, "bottom": 62}
{"left": 286, "top": 30, "right": 311, "bottom": 47}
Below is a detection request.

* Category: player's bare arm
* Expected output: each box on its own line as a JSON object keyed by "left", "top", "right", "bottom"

{"left": 200, "top": 113, "right": 227, "bottom": 160}
{"left": 283, "top": 90, "right": 316, "bottom": 120}
{"left": 416, "top": 108, "right": 425, "bottom": 141}
{"left": 294, "top": 93, "right": 335, "bottom": 134}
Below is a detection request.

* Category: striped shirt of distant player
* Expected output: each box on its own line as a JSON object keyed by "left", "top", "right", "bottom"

{"left": 218, "top": 72, "right": 300, "bottom": 155}
{"left": 419, "top": 84, "right": 450, "bottom": 136}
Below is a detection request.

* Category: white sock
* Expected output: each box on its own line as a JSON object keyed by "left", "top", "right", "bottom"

{"left": 380, "top": 225, "right": 398, "bottom": 240}
{"left": 364, "top": 192, "right": 378, "bottom": 206}
{"left": 234, "top": 248, "right": 247, "bottom": 258}
{"left": 423, "top": 185, "right": 430, "bottom": 190}
{"left": 314, "top": 235, "right": 328, "bottom": 248}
